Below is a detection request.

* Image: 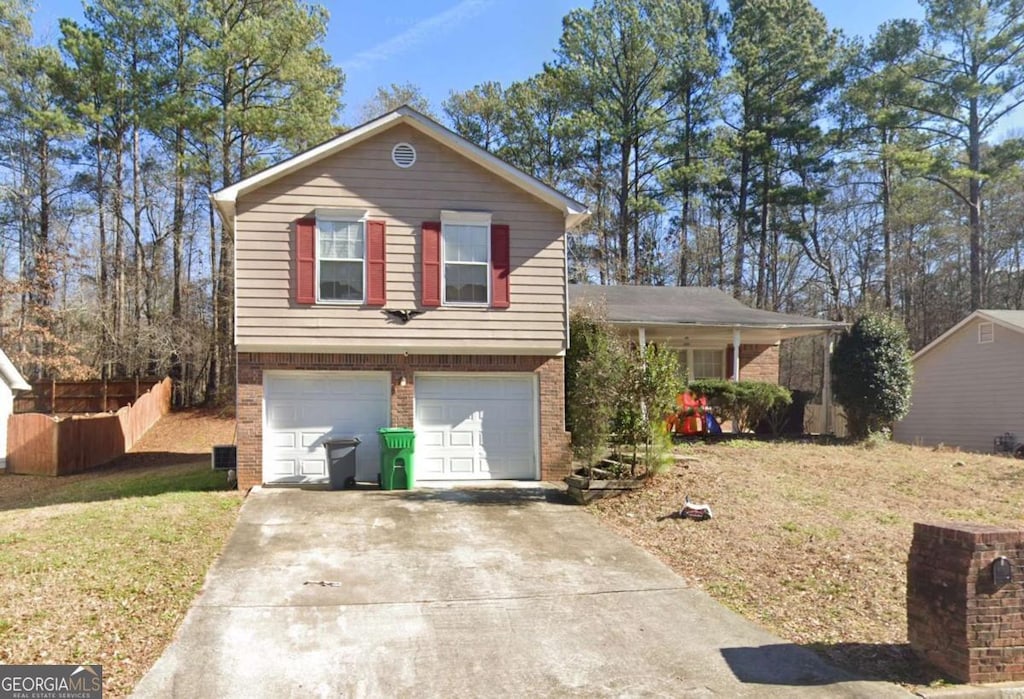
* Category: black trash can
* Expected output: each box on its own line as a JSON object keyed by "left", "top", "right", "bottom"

{"left": 323, "top": 437, "right": 360, "bottom": 490}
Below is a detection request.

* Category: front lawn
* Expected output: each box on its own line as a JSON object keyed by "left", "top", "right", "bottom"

{"left": 589, "top": 438, "right": 1024, "bottom": 687}
{"left": 0, "top": 410, "right": 242, "bottom": 698}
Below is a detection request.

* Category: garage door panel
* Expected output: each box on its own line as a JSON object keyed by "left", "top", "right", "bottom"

{"left": 267, "top": 404, "right": 298, "bottom": 426}
{"left": 418, "top": 430, "right": 444, "bottom": 448}
{"left": 419, "top": 456, "right": 444, "bottom": 475}
{"left": 300, "top": 458, "right": 327, "bottom": 477}
{"left": 450, "top": 457, "right": 475, "bottom": 474}
{"left": 264, "top": 372, "right": 389, "bottom": 484}
{"left": 449, "top": 430, "right": 475, "bottom": 447}
{"left": 300, "top": 432, "right": 324, "bottom": 448}
{"left": 268, "top": 459, "right": 297, "bottom": 478}
{"left": 414, "top": 375, "right": 537, "bottom": 480}
{"left": 271, "top": 433, "right": 296, "bottom": 449}
{"left": 418, "top": 403, "right": 446, "bottom": 422}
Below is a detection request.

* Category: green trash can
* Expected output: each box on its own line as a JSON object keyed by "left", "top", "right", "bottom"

{"left": 378, "top": 428, "right": 415, "bottom": 490}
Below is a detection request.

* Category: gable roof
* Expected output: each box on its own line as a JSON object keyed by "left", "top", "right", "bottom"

{"left": 913, "top": 309, "right": 1024, "bottom": 361}
{"left": 0, "top": 349, "right": 29, "bottom": 392}
{"left": 568, "top": 284, "right": 842, "bottom": 332}
{"left": 210, "top": 106, "right": 589, "bottom": 230}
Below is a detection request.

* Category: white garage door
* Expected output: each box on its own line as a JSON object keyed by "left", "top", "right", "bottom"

{"left": 415, "top": 374, "right": 538, "bottom": 480}
{"left": 263, "top": 372, "right": 390, "bottom": 484}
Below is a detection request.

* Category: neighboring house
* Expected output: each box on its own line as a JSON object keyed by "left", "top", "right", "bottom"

{"left": 894, "top": 310, "right": 1024, "bottom": 453}
{"left": 212, "top": 107, "right": 588, "bottom": 489}
{"left": 0, "top": 349, "right": 31, "bottom": 470}
{"left": 569, "top": 285, "right": 843, "bottom": 383}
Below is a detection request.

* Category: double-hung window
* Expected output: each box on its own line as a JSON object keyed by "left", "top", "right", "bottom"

{"left": 442, "top": 211, "right": 491, "bottom": 305}
{"left": 678, "top": 348, "right": 726, "bottom": 380}
{"left": 317, "top": 215, "right": 365, "bottom": 303}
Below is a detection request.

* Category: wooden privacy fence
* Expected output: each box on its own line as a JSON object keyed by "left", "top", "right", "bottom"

{"left": 6, "top": 377, "right": 172, "bottom": 476}
{"left": 14, "top": 378, "right": 161, "bottom": 414}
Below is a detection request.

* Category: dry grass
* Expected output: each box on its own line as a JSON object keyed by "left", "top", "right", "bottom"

{"left": 0, "top": 409, "right": 242, "bottom": 697}
{"left": 589, "top": 437, "right": 1024, "bottom": 687}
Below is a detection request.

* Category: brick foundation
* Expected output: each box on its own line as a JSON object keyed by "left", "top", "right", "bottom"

{"left": 726, "top": 344, "right": 780, "bottom": 383}
{"left": 908, "top": 521, "right": 1024, "bottom": 683}
{"left": 236, "top": 352, "right": 571, "bottom": 490}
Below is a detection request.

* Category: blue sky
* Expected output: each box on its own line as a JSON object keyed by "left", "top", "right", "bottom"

{"left": 32, "top": 0, "right": 927, "bottom": 125}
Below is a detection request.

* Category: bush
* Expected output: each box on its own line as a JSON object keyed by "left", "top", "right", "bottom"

{"left": 736, "top": 381, "right": 792, "bottom": 434}
{"left": 613, "top": 343, "right": 682, "bottom": 475}
{"left": 565, "top": 305, "right": 627, "bottom": 473}
{"left": 687, "top": 379, "right": 791, "bottom": 434}
{"left": 688, "top": 378, "right": 738, "bottom": 424}
{"left": 831, "top": 314, "right": 913, "bottom": 440}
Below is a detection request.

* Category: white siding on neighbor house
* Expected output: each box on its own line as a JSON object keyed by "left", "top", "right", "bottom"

{"left": 0, "top": 380, "right": 13, "bottom": 469}
{"left": 894, "top": 321, "right": 1024, "bottom": 453}
{"left": 235, "top": 124, "right": 568, "bottom": 354}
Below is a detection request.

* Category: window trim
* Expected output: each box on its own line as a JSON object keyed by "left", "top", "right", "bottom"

{"left": 978, "top": 321, "right": 994, "bottom": 344}
{"left": 440, "top": 210, "right": 492, "bottom": 307}
{"left": 315, "top": 209, "right": 369, "bottom": 305}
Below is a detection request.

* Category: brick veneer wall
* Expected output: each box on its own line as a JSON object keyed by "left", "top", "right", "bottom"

{"left": 236, "top": 352, "right": 572, "bottom": 490}
{"left": 726, "top": 344, "right": 781, "bottom": 383}
{"left": 908, "top": 521, "right": 1024, "bottom": 683}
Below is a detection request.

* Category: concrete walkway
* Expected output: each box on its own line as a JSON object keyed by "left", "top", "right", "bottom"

{"left": 132, "top": 486, "right": 909, "bottom": 698}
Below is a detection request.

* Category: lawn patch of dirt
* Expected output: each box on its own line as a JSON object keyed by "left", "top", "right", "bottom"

{"left": 0, "top": 409, "right": 242, "bottom": 697}
{"left": 588, "top": 438, "right": 1024, "bottom": 687}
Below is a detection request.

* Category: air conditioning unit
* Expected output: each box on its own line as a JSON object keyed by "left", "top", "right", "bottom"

{"left": 211, "top": 445, "right": 237, "bottom": 471}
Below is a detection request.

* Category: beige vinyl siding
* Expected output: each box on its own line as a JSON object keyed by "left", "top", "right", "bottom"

{"left": 894, "top": 321, "right": 1024, "bottom": 453}
{"left": 235, "top": 124, "right": 567, "bottom": 353}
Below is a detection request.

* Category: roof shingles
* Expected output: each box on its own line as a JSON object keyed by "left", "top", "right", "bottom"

{"left": 568, "top": 285, "right": 839, "bottom": 329}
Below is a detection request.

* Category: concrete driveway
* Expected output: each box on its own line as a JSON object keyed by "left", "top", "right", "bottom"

{"left": 132, "top": 486, "right": 908, "bottom": 698}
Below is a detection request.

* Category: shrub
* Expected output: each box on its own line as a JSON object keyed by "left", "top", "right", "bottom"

{"left": 687, "top": 379, "right": 791, "bottom": 434}
{"left": 736, "top": 381, "right": 792, "bottom": 434}
{"left": 688, "top": 378, "right": 738, "bottom": 425}
{"left": 831, "top": 314, "right": 913, "bottom": 440}
{"left": 613, "top": 343, "right": 682, "bottom": 475}
{"left": 565, "top": 305, "right": 627, "bottom": 473}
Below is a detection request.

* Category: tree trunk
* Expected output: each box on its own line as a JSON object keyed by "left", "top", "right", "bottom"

{"left": 113, "top": 138, "right": 126, "bottom": 372}
{"left": 733, "top": 146, "right": 750, "bottom": 299}
{"left": 617, "top": 137, "right": 631, "bottom": 284}
{"left": 756, "top": 157, "right": 771, "bottom": 309}
{"left": 968, "top": 96, "right": 983, "bottom": 310}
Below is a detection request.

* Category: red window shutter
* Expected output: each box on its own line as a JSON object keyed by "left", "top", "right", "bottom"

{"left": 726, "top": 346, "right": 735, "bottom": 380}
{"left": 490, "top": 224, "right": 510, "bottom": 309}
{"left": 366, "top": 220, "right": 387, "bottom": 306}
{"left": 294, "top": 218, "right": 316, "bottom": 304}
{"left": 422, "top": 221, "right": 441, "bottom": 307}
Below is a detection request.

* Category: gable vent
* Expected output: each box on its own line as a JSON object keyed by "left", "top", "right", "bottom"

{"left": 979, "top": 321, "right": 994, "bottom": 344}
{"left": 392, "top": 142, "right": 416, "bottom": 168}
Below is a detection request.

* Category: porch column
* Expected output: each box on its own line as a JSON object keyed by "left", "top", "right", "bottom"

{"left": 822, "top": 331, "right": 834, "bottom": 435}
{"left": 638, "top": 327, "right": 648, "bottom": 423}
{"left": 732, "top": 328, "right": 741, "bottom": 434}
{"left": 731, "top": 328, "right": 741, "bottom": 381}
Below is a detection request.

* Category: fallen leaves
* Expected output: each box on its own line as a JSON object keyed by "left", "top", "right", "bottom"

{"left": 590, "top": 438, "right": 1024, "bottom": 687}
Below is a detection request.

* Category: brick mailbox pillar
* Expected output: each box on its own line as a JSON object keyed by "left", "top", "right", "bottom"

{"left": 908, "top": 522, "right": 1024, "bottom": 683}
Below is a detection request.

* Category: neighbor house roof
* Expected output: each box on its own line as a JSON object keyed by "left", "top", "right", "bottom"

{"left": 913, "top": 309, "right": 1024, "bottom": 361}
{"left": 0, "top": 349, "right": 29, "bottom": 392}
{"left": 568, "top": 285, "right": 842, "bottom": 333}
{"left": 210, "top": 105, "right": 590, "bottom": 230}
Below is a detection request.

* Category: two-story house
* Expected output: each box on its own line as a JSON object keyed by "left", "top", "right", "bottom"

{"left": 211, "top": 107, "right": 588, "bottom": 490}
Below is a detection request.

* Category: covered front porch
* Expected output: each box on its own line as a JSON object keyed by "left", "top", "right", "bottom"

{"left": 568, "top": 285, "right": 846, "bottom": 433}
